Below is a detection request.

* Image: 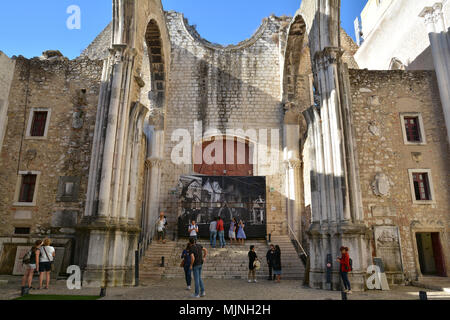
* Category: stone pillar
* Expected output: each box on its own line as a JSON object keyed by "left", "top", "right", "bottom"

{"left": 420, "top": 2, "right": 450, "bottom": 146}
{"left": 78, "top": 44, "right": 143, "bottom": 287}
{"left": 144, "top": 109, "right": 165, "bottom": 237}
{"left": 306, "top": 47, "right": 369, "bottom": 291}
{"left": 283, "top": 107, "right": 304, "bottom": 240}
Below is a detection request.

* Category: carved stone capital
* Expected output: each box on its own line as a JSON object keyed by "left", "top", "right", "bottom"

{"left": 145, "top": 158, "right": 164, "bottom": 169}
{"left": 313, "top": 47, "right": 343, "bottom": 72}
{"left": 108, "top": 45, "right": 136, "bottom": 65}
{"left": 419, "top": 3, "right": 445, "bottom": 32}
{"left": 147, "top": 108, "right": 165, "bottom": 130}
{"left": 284, "top": 159, "right": 302, "bottom": 170}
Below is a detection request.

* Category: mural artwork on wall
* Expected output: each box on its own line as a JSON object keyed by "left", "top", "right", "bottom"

{"left": 177, "top": 176, "right": 267, "bottom": 238}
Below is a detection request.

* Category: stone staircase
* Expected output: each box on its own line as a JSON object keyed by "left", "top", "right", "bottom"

{"left": 139, "top": 235, "right": 305, "bottom": 283}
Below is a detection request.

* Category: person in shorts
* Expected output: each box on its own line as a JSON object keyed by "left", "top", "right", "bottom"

{"left": 21, "top": 240, "right": 42, "bottom": 291}
{"left": 157, "top": 212, "right": 167, "bottom": 244}
{"left": 229, "top": 218, "right": 237, "bottom": 245}
{"left": 39, "top": 238, "right": 56, "bottom": 289}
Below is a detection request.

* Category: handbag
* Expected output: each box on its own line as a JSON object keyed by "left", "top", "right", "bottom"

{"left": 253, "top": 260, "right": 261, "bottom": 270}
{"left": 42, "top": 246, "right": 55, "bottom": 271}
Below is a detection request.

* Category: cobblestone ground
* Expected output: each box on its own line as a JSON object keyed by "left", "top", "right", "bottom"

{"left": 1, "top": 276, "right": 449, "bottom": 300}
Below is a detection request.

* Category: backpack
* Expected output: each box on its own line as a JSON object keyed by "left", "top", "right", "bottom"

{"left": 348, "top": 258, "right": 353, "bottom": 271}
{"left": 22, "top": 249, "right": 32, "bottom": 265}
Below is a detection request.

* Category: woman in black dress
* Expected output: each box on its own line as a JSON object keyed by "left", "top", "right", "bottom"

{"left": 273, "top": 245, "right": 282, "bottom": 283}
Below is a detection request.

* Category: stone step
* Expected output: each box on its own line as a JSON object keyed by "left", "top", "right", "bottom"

{"left": 140, "top": 237, "right": 305, "bottom": 281}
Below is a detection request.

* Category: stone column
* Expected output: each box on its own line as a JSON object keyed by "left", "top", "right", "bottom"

{"left": 283, "top": 105, "right": 305, "bottom": 240}
{"left": 144, "top": 109, "right": 165, "bottom": 237}
{"left": 78, "top": 44, "right": 142, "bottom": 287}
{"left": 306, "top": 46, "right": 369, "bottom": 291}
{"left": 420, "top": 2, "right": 450, "bottom": 146}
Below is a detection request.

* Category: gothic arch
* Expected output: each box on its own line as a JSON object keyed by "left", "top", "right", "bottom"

{"left": 145, "top": 20, "right": 166, "bottom": 109}
{"left": 282, "top": 14, "right": 309, "bottom": 105}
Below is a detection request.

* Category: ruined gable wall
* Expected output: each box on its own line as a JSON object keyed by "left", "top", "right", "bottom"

{"left": 349, "top": 69, "right": 450, "bottom": 280}
{"left": 156, "top": 12, "right": 290, "bottom": 235}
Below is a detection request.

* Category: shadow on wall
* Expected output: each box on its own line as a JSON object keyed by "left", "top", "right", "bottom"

{"left": 407, "top": 45, "right": 435, "bottom": 71}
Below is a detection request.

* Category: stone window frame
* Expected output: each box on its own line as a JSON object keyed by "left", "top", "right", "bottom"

{"left": 13, "top": 171, "right": 41, "bottom": 207}
{"left": 400, "top": 113, "right": 427, "bottom": 145}
{"left": 408, "top": 169, "right": 436, "bottom": 205}
{"left": 410, "top": 223, "right": 448, "bottom": 279}
{"left": 25, "top": 107, "right": 52, "bottom": 140}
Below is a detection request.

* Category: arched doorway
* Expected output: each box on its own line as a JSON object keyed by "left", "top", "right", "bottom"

{"left": 193, "top": 136, "right": 254, "bottom": 176}
{"left": 179, "top": 136, "right": 266, "bottom": 238}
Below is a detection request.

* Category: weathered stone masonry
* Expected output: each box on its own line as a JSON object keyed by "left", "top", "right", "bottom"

{"left": 0, "top": 0, "right": 448, "bottom": 289}
{"left": 0, "top": 55, "right": 102, "bottom": 274}
{"left": 349, "top": 69, "right": 450, "bottom": 281}
{"left": 157, "top": 12, "right": 291, "bottom": 236}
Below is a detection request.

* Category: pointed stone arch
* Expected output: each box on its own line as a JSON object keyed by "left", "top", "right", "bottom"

{"left": 145, "top": 20, "right": 166, "bottom": 109}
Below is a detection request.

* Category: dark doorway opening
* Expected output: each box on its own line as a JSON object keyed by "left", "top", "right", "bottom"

{"left": 416, "top": 232, "right": 447, "bottom": 277}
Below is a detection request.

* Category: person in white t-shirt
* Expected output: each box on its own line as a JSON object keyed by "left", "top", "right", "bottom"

{"left": 39, "top": 238, "right": 55, "bottom": 289}
{"left": 156, "top": 212, "right": 167, "bottom": 244}
{"left": 188, "top": 221, "right": 199, "bottom": 241}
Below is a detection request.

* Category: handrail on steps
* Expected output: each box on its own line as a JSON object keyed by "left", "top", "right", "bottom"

{"left": 287, "top": 224, "right": 308, "bottom": 265}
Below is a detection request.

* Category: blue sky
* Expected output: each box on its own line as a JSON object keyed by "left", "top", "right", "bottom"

{"left": 0, "top": 0, "right": 367, "bottom": 59}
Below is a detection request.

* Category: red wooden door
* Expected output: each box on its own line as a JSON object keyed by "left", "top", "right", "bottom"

{"left": 194, "top": 137, "right": 253, "bottom": 176}
{"left": 431, "top": 233, "right": 447, "bottom": 277}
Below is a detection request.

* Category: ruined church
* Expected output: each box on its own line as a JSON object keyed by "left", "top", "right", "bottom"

{"left": 0, "top": 0, "right": 449, "bottom": 290}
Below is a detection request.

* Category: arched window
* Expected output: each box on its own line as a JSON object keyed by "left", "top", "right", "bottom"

{"left": 145, "top": 20, "right": 165, "bottom": 108}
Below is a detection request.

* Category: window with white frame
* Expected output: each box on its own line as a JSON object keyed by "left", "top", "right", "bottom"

{"left": 14, "top": 171, "right": 40, "bottom": 206}
{"left": 400, "top": 113, "right": 426, "bottom": 145}
{"left": 408, "top": 169, "right": 435, "bottom": 204}
{"left": 26, "top": 108, "right": 51, "bottom": 138}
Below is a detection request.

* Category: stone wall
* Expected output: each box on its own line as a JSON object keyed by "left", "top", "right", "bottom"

{"left": 349, "top": 69, "right": 450, "bottom": 281}
{"left": 80, "top": 22, "right": 112, "bottom": 60}
{"left": 0, "top": 55, "right": 103, "bottom": 274}
{"left": 0, "top": 51, "right": 15, "bottom": 154}
{"left": 154, "top": 12, "right": 292, "bottom": 236}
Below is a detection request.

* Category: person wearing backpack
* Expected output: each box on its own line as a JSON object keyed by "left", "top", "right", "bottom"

{"left": 337, "top": 246, "right": 352, "bottom": 294}
{"left": 39, "top": 238, "right": 56, "bottom": 289}
{"left": 21, "top": 240, "right": 43, "bottom": 291}
{"left": 189, "top": 238, "right": 208, "bottom": 298}
{"left": 181, "top": 242, "right": 192, "bottom": 290}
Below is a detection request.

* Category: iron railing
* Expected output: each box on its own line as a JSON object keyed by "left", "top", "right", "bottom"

{"left": 287, "top": 223, "right": 308, "bottom": 266}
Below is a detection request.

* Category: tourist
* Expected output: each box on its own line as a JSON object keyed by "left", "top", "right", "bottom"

{"left": 216, "top": 216, "right": 225, "bottom": 248}
{"left": 236, "top": 220, "right": 246, "bottom": 245}
{"left": 181, "top": 242, "right": 192, "bottom": 290}
{"left": 209, "top": 218, "right": 218, "bottom": 248}
{"left": 39, "top": 238, "right": 56, "bottom": 290}
{"left": 266, "top": 244, "right": 275, "bottom": 281}
{"left": 229, "top": 217, "right": 237, "bottom": 245}
{"left": 188, "top": 220, "right": 199, "bottom": 241}
{"left": 248, "top": 245, "right": 259, "bottom": 283}
{"left": 337, "top": 246, "right": 352, "bottom": 294}
{"left": 21, "top": 240, "right": 42, "bottom": 291}
{"left": 273, "top": 245, "right": 282, "bottom": 283}
{"left": 157, "top": 212, "right": 167, "bottom": 244}
{"left": 189, "top": 238, "right": 208, "bottom": 298}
